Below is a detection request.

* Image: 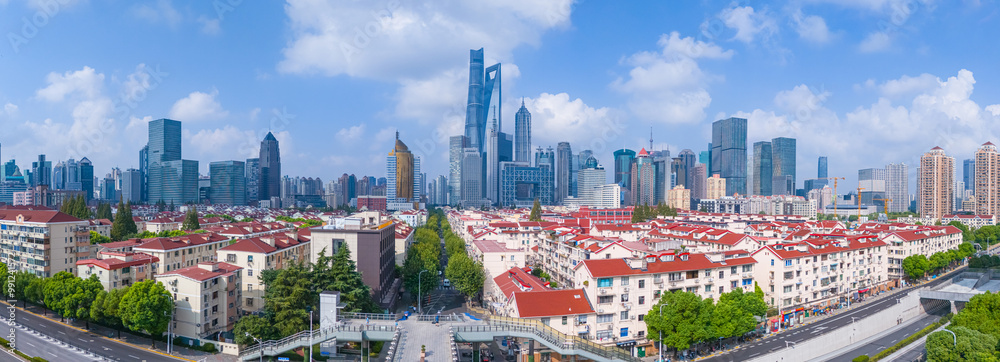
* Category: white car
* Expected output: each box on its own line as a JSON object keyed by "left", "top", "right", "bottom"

{"left": 443, "top": 279, "right": 451, "bottom": 288}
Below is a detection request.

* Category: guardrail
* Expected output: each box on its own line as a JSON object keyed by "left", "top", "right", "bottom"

{"left": 342, "top": 312, "right": 398, "bottom": 321}
{"left": 238, "top": 323, "right": 398, "bottom": 360}
{"left": 455, "top": 315, "right": 639, "bottom": 361}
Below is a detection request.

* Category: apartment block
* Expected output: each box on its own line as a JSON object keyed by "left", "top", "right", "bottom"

{"left": 0, "top": 210, "right": 91, "bottom": 277}
{"left": 217, "top": 234, "right": 310, "bottom": 313}
{"left": 76, "top": 251, "right": 158, "bottom": 290}
{"left": 156, "top": 262, "right": 242, "bottom": 342}
{"left": 133, "top": 233, "right": 231, "bottom": 274}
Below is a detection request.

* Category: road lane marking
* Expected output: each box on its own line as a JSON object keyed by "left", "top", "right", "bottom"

{"left": 128, "top": 354, "right": 140, "bottom": 359}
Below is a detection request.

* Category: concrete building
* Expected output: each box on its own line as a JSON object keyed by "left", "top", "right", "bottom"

{"left": 706, "top": 174, "right": 726, "bottom": 200}
{"left": 630, "top": 149, "right": 656, "bottom": 206}
{"left": 258, "top": 132, "right": 282, "bottom": 202}
{"left": 0, "top": 209, "right": 91, "bottom": 277}
{"left": 974, "top": 142, "right": 1000, "bottom": 216}
{"left": 217, "top": 234, "right": 310, "bottom": 313}
{"left": 752, "top": 141, "right": 772, "bottom": 196}
{"left": 771, "top": 137, "right": 796, "bottom": 196}
{"left": 309, "top": 213, "right": 397, "bottom": 308}
{"left": 133, "top": 233, "right": 232, "bottom": 274}
{"left": 156, "top": 262, "right": 242, "bottom": 343}
{"left": 941, "top": 214, "right": 996, "bottom": 229}
{"left": 667, "top": 185, "right": 691, "bottom": 210}
{"left": 209, "top": 161, "right": 247, "bottom": 206}
{"left": 711, "top": 117, "right": 748, "bottom": 195}
{"left": 76, "top": 251, "right": 158, "bottom": 290}
{"left": 918, "top": 147, "right": 954, "bottom": 219}
{"left": 886, "top": 163, "right": 909, "bottom": 213}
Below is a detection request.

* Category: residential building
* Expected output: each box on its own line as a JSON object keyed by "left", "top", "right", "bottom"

{"left": 310, "top": 213, "right": 397, "bottom": 308}
{"left": 667, "top": 186, "right": 690, "bottom": 211}
{"left": 885, "top": 163, "right": 909, "bottom": 213}
{"left": 217, "top": 234, "right": 310, "bottom": 313}
{"left": 975, "top": 142, "right": 1000, "bottom": 216}
{"left": 942, "top": 214, "right": 997, "bottom": 229}
{"left": 876, "top": 225, "right": 963, "bottom": 278}
{"left": 0, "top": 209, "right": 91, "bottom": 277}
{"left": 706, "top": 174, "right": 726, "bottom": 200}
{"left": 156, "top": 262, "right": 242, "bottom": 343}
{"left": 133, "top": 233, "right": 232, "bottom": 274}
{"left": 918, "top": 147, "right": 954, "bottom": 219}
{"left": 76, "top": 251, "right": 158, "bottom": 290}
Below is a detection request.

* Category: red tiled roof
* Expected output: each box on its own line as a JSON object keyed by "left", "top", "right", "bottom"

{"left": 219, "top": 235, "right": 306, "bottom": 254}
{"left": 158, "top": 262, "right": 242, "bottom": 281}
{"left": 0, "top": 210, "right": 82, "bottom": 223}
{"left": 494, "top": 267, "right": 550, "bottom": 299}
{"left": 512, "top": 289, "right": 595, "bottom": 318}
{"left": 577, "top": 252, "right": 756, "bottom": 278}
{"left": 134, "top": 233, "right": 230, "bottom": 251}
{"left": 77, "top": 253, "right": 158, "bottom": 270}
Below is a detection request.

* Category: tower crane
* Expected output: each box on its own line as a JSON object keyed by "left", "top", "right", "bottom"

{"left": 857, "top": 187, "right": 866, "bottom": 220}
{"left": 818, "top": 177, "right": 846, "bottom": 218}
{"left": 874, "top": 198, "right": 893, "bottom": 219}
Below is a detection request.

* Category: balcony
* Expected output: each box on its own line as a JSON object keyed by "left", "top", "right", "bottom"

{"left": 598, "top": 288, "right": 611, "bottom": 295}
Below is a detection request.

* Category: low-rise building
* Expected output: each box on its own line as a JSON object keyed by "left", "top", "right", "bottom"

{"left": 156, "top": 262, "right": 243, "bottom": 343}
{"left": 310, "top": 213, "right": 397, "bottom": 309}
{"left": 941, "top": 214, "right": 996, "bottom": 229}
{"left": 133, "top": 233, "right": 232, "bottom": 274}
{"left": 471, "top": 240, "right": 528, "bottom": 281}
{"left": 76, "top": 251, "right": 159, "bottom": 290}
{"left": 217, "top": 234, "right": 310, "bottom": 313}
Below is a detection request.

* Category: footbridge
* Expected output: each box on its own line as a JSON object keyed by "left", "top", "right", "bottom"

{"left": 918, "top": 269, "right": 1000, "bottom": 312}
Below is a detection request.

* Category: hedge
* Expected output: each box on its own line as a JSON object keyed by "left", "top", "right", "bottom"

{"left": 852, "top": 355, "right": 870, "bottom": 362}
{"left": 870, "top": 321, "right": 944, "bottom": 361}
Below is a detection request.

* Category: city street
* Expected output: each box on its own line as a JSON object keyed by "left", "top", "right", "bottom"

{"left": 827, "top": 310, "right": 943, "bottom": 361}
{"left": 702, "top": 269, "right": 959, "bottom": 362}
{"left": 0, "top": 301, "right": 185, "bottom": 362}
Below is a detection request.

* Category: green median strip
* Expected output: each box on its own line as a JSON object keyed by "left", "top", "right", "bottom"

{"left": 854, "top": 313, "right": 953, "bottom": 362}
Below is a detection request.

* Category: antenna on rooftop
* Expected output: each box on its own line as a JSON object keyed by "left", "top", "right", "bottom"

{"left": 649, "top": 127, "right": 654, "bottom": 151}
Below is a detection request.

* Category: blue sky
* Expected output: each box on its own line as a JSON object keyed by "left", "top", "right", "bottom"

{"left": 1, "top": 0, "right": 999, "bottom": 191}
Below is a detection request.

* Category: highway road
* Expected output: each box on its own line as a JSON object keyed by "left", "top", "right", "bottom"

{"left": 827, "top": 310, "right": 943, "bottom": 361}
{"left": 0, "top": 301, "right": 185, "bottom": 362}
{"left": 0, "top": 314, "right": 102, "bottom": 361}
{"left": 702, "top": 269, "right": 960, "bottom": 362}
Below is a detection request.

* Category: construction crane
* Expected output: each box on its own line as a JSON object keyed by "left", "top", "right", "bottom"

{"left": 857, "top": 187, "right": 866, "bottom": 221}
{"left": 819, "top": 177, "right": 846, "bottom": 218}
{"left": 874, "top": 198, "right": 893, "bottom": 219}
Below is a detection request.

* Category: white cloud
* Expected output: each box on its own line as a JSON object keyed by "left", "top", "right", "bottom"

{"left": 277, "top": 0, "right": 572, "bottom": 80}
{"left": 527, "top": 93, "right": 626, "bottom": 155}
{"left": 336, "top": 124, "right": 366, "bottom": 141}
{"left": 249, "top": 108, "right": 261, "bottom": 121}
{"left": 877, "top": 73, "right": 938, "bottom": 97}
{"left": 3, "top": 103, "right": 17, "bottom": 117}
{"left": 712, "top": 4, "right": 778, "bottom": 44}
{"left": 612, "top": 32, "right": 731, "bottom": 124}
{"left": 859, "top": 32, "right": 891, "bottom": 53}
{"left": 184, "top": 127, "right": 293, "bottom": 168}
{"left": 169, "top": 89, "right": 229, "bottom": 122}
{"left": 198, "top": 16, "right": 221, "bottom": 35}
{"left": 130, "top": 0, "right": 182, "bottom": 27}
{"left": 792, "top": 11, "right": 831, "bottom": 44}
{"left": 35, "top": 66, "right": 104, "bottom": 102}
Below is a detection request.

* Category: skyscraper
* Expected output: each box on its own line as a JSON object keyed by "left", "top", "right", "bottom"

{"left": 79, "top": 157, "right": 93, "bottom": 201}
{"left": 613, "top": 149, "right": 636, "bottom": 190}
{"left": 435, "top": 175, "right": 448, "bottom": 205}
{"left": 678, "top": 149, "right": 697, "bottom": 189}
{"left": 139, "top": 145, "right": 148, "bottom": 201}
{"left": 449, "top": 135, "right": 465, "bottom": 206}
{"left": 964, "top": 159, "right": 975, "bottom": 191}
{"left": 483, "top": 110, "right": 512, "bottom": 205}
{"left": 885, "top": 163, "right": 909, "bottom": 213}
{"left": 771, "top": 137, "right": 796, "bottom": 195}
{"left": 31, "top": 155, "right": 52, "bottom": 187}
{"left": 121, "top": 168, "right": 142, "bottom": 203}
{"left": 630, "top": 149, "right": 656, "bottom": 206}
{"left": 147, "top": 119, "right": 198, "bottom": 204}
{"left": 711, "top": 117, "right": 747, "bottom": 196}
{"left": 974, "top": 143, "right": 1000, "bottom": 216}
{"left": 752, "top": 141, "right": 772, "bottom": 196}
{"left": 556, "top": 142, "right": 572, "bottom": 203}
{"left": 463, "top": 48, "right": 501, "bottom": 153}
{"left": 515, "top": 100, "right": 531, "bottom": 164}
{"left": 258, "top": 132, "right": 281, "bottom": 202}
{"left": 691, "top": 164, "right": 707, "bottom": 200}
{"left": 210, "top": 161, "right": 247, "bottom": 206}
{"left": 148, "top": 119, "right": 181, "bottom": 165}
{"left": 461, "top": 149, "right": 484, "bottom": 206}
{"left": 918, "top": 147, "right": 954, "bottom": 219}
{"left": 245, "top": 158, "right": 260, "bottom": 203}
{"left": 387, "top": 133, "right": 422, "bottom": 210}
{"left": 859, "top": 168, "right": 887, "bottom": 211}
{"left": 818, "top": 156, "right": 828, "bottom": 178}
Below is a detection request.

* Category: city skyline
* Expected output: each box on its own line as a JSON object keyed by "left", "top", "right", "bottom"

{"left": 2, "top": 2, "right": 1000, "bottom": 190}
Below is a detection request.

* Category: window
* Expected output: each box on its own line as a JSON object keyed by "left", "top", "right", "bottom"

{"left": 771, "top": 259, "right": 774, "bottom": 266}
{"left": 742, "top": 265, "right": 752, "bottom": 272}
{"left": 598, "top": 295, "right": 613, "bottom": 304}
{"left": 247, "top": 284, "right": 253, "bottom": 291}
{"left": 730, "top": 266, "right": 737, "bottom": 274}
{"left": 784, "top": 285, "right": 793, "bottom": 293}
{"left": 785, "top": 260, "right": 792, "bottom": 266}
{"left": 248, "top": 255, "right": 254, "bottom": 263}
{"left": 578, "top": 315, "right": 587, "bottom": 324}
{"left": 620, "top": 328, "right": 629, "bottom": 337}
{"left": 731, "top": 281, "right": 738, "bottom": 289}
{"left": 562, "top": 316, "right": 568, "bottom": 325}
{"left": 248, "top": 270, "right": 253, "bottom": 277}
{"left": 620, "top": 311, "right": 629, "bottom": 320}
{"left": 742, "top": 279, "right": 752, "bottom": 286}
{"left": 596, "top": 330, "right": 613, "bottom": 340}
{"left": 638, "top": 280, "right": 645, "bottom": 289}
{"left": 246, "top": 298, "right": 253, "bottom": 306}
{"left": 638, "top": 296, "right": 645, "bottom": 305}
{"left": 705, "top": 285, "right": 712, "bottom": 293}
{"left": 597, "top": 314, "right": 613, "bottom": 323}
{"left": 718, "top": 271, "right": 724, "bottom": 278}
{"left": 620, "top": 277, "right": 629, "bottom": 286}
{"left": 638, "top": 314, "right": 644, "bottom": 321}
{"left": 541, "top": 318, "right": 550, "bottom": 325}
{"left": 597, "top": 278, "right": 612, "bottom": 288}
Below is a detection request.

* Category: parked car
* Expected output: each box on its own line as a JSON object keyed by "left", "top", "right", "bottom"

{"left": 443, "top": 279, "right": 451, "bottom": 287}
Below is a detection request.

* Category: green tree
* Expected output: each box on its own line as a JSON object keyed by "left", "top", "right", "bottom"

{"left": 24, "top": 275, "right": 47, "bottom": 307}
{"left": 182, "top": 209, "right": 200, "bottom": 230}
{"left": 111, "top": 200, "right": 138, "bottom": 241}
{"left": 926, "top": 326, "right": 999, "bottom": 362}
{"left": 0, "top": 262, "right": 8, "bottom": 298}
{"left": 91, "top": 287, "right": 128, "bottom": 337}
{"left": 96, "top": 202, "right": 114, "bottom": 221}
{"left": 645, "top": 291, "right": 714, "bottom": 354}
{"left": 529, "top": 199, "right": 542, "bottom": 221}
{"left": 445, "top": 253, "right": 485, "bottom": 300}
{"left": 312, "top": 248, "right": 380, "bottom": 313}
{"left": 263, "top": 263, "right": 313, "bottom": 337}
{"left": 952, "top": 291, "right": 1000, "bottom": 340}
{"left": 119, "top": 280, "right": 173, "bottom": 348}
{"left": 233, "top": 314, "right": 280, "bottom": 346}
{"left": 929, "top": 252, "right": 950, "bottom": 272}
{"left": 902, "top": 254, "right": 930, "bottom": 280}
{"left": 90, "top": 231, "right": 111, "bottom": 244}
{"left": 958, "top": 242, "right": 976, "bottom": 259}
{"left": 12, "top": 270, "right": 38, "bottom": 307}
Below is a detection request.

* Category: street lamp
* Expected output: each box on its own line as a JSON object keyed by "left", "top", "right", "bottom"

{"left": 659, "top": 304, "right": 666, "bottom": 362}
{"left": 246, "top": 332, "right": 264, "bottom": 362}
{"left": 942, "top": 328, "right": 957, "bottom": 346}
{"left": 161, "top": 292, "right": 173, "bottom": 355}
{"left": 419, "top": 270, "right": 429, "bottom": 314}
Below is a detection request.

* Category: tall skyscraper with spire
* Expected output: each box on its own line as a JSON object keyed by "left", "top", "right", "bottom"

{"left": 458, "top": 48, "right": 502, "bottom": 207}
{"left": 464, "top": 48, "right": 501, "bottom": 153}
{"left": 258, "top": 132, "right": 281, "bottom": 203}
{"left": 515, "top": 99, "right": 531, "bottom": 164}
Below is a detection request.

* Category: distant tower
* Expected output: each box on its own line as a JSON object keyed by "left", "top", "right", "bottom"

{"left": 258, "top": 132, "right": 282, "bottom": 201}
{"left": 515, "top": 99, "right": 531, "bottom": 164}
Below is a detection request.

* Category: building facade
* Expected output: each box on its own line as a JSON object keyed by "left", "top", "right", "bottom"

{"left": 711, "top": 117, "right": 748, "bottom": 196}
{"left": 919, "top": 147, "right": 954, "bottom": 219}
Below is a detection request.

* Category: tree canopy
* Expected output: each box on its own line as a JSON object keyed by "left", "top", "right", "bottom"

{"left": 181, "top": 209, "right": 200, "bottom": 230}
{"left": 529, "top": 199, "right": 542, "bottom": 222}
{"left": 110, "top": 200, "right": 138, "bottom": 241}
{"left": 119, "top": 280, "right": 173, "bottom": 347}
{"left": 902, "top": 254, "right": 930, "bottom": 280}
{"left": 60, "top": 194, "right": 92, "bottom": 220}
{"left": 95, "top": 202, "right": 114, "bottom": 221}
{"left": 926, "top": 326, "right": 999, "bottom": 361}
{"left": 445, "top": 253, "right": 485, "bottom": 299}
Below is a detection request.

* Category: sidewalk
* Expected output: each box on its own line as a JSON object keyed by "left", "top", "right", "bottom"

{"left": 6, "top": 301, "right": 230, "bottom": 362}
{"left": 694, "top": 264, "right": 966, "bottom": 361}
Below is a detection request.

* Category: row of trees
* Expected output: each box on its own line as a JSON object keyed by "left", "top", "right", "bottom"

{"left": 631, "top": 203, "right": 679, "bottom": 223}
{"left": 926, "top": 292, "right": 1000, "bottom": 360}
{"left": 233, "top": 246, "right": 380, "bottom": 346}
{"left": 437, "top": 209, "right": 485, "bottom": 301}
{"left": 901, "top": 242, "right": 975, "bottom": 280}
{"left": 645, "top": 288, "right": 768, "bottom": 355}
{"left": 0, "top": 263, "right": 173, "bottom": 347}
{"left": 970, "top": 254, "right": 1000, "bottom": 269}
{"left": 273, "top": 216, "right": 324, "bottom": 228}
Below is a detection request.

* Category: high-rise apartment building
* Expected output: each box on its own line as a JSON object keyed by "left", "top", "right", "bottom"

{"left": 818, "top": 157, "right": 828, "bottom": 178}
{"left": 449, "top": 135, "right": 465, "bottom": 205}
{"left": 752, "top": 141, "right": 772, "bottom": 196}
{"left": 711, "top": 117, "right": 747, "bottom": 195}
{"left": 771, "top": 137, "right": 796, "bottom": 195}
{"left": 515, "top": 100, "right": 531, "bottom": 164}
{"left": 630, "top": 149, "right": 656, "bottom": 206}
{"left": 258, "top": 132, "right": 281, "bottom": 202}
{"left": 209, "top": 161, "right": 247, "bottom": 206}
{"left": 885, "top": 163, "right": 909, "bottom": 213}
{"left": 691, "top": 164, "right": 707, "bottom": 200}
{"left": 859, "top": 168, "right": 887, "bottom": 211}
{"left": 706, "top": 174, "right": 726, "bottom": 200}
{"left": 556, "top": 142, "right": 572, "bottom": 204}
{"left": 121, "top": 168, "right": 142, "bottom": 203}
{"left": 975, "top": 142, "right": 1000, "bottom": 216}
{"left": 919, "top": 147, "right": 954, "bottom": 219}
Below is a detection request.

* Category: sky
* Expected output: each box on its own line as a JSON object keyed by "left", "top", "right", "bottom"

{"left": 1, "top": 0, "right": 999, "bottom": 192}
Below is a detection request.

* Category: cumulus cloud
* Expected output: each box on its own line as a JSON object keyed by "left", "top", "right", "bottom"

{"left": 859, "top": 32, "right": 891, "bottom": 53}
{"left": 709, "top": 4, "right": 778, "bottom": 44}
{"left": 130, "top": 0, "right": 182, "bottom": 27}
{"left": 877, "top": 73, "right": 938, "bottom": 97}
{"left": 336, "top": 124, "right": 366, "bottom": 141}
{"left": 526, "top": 93, "right": 625, "bottom": 155}
{"left": 792, "top": 11, "right": 831, "bottom": 44}
{"left": 169, "top": 89, "right": 229, "bottom": 122}
{"left": 612, "top": 32, "right": 732, "bottom": 124}
{"left": 35, "top": 67, "right": 104, "bottom": 102}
